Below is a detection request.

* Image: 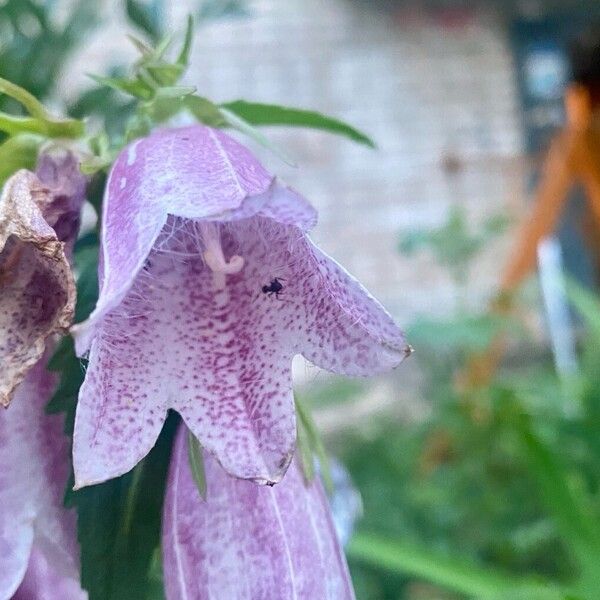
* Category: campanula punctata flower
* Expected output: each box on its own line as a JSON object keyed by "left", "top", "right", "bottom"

{"left": 73, "top": 125, "right": 410, "bottom": 489}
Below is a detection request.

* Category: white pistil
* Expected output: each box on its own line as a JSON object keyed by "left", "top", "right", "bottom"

{"left": 199, "top": 221, "right": 244, "bottom": 290}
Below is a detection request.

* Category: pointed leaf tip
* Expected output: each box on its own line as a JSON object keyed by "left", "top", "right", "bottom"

{"left": 220, "top": 100, "right": 376, "bottom": 148}
{"left": 187, "top": 429, "right": 207, "bottom": 500}
{"left": 176, "top": 15, "right": 194, "bottom": 68}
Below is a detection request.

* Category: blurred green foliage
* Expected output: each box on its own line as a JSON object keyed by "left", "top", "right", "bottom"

{"left": 398, "top": 206, "right": 509, "bottom": 286}
{"left": 303, "top": 208, "right": 600, "bottom": 599}
{"left": 0, "top": 0, "right": 255, "bottom": 142}
{"left": 0, "top": 0, "right": 99, "bottom": 107}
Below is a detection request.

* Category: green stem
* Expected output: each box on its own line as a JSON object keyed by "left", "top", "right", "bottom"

{"left": 0, "top": 76, "right": 50, "bottom": 119}
{"left": 0, "top": 112, "right": 84, "bottom": 138}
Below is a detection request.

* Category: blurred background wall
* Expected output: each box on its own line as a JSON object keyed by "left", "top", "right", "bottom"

{"left": 66, "top": 0, "right": 529, "bottom": 323}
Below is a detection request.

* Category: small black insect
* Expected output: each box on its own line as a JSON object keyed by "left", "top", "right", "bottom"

{"left": 261, "top": 277, "right": 285, "bottom": 299}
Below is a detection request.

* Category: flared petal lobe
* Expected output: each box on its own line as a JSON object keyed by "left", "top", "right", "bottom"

{"left": 162, "top": 426, "right": 355, "bottom": 600}
{"left": 0, "top": 360, "right": 81, "bottom": 600}
{"left": 73, "top": 125, "right": 410, "bottom": 488}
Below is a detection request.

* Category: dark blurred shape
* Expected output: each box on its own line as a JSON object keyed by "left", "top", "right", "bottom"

{"left": 350, "top": 0, "right": 600, "bottom": 16}
{"left": 198, "top": 0, "right": 249, "bottom": 20}
{"left": 570, "top": 22, "right": 600, "bottom": 105}
{"left": 126, "top": 0, "right": 165, "bottom": 43}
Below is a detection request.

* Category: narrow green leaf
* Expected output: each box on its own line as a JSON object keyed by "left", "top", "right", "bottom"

{"left": 296, "top": 407, "right": 315, "bottom": 483}
{"left": 565, "top": 279, "right": 600, "bottom": 342}
{"left": 0, "top": 113, "right": 47, "bottom": 136}
{"left": 0, "top": 134, "right": 41, "bottom": 185}
{"left": 187, "top": 429, "right": 207, "bottom": 500}
{"left": 46, "top": 237, "right": 99, "bottom": 432}
{"left": 153, "top": 34, "right": 174, "bottom": 60}
{"left": 73, "top": 241, "right": 100, "bottom": 323}
{"left": 515, "top": 413, "right": 600, "bottom": 572}
{"left": 176, "top": 15, "right": 194, "bottom": 67}
{"left": 127, "top": 34, "right": 155, "bottom": 56}
{"left": 147, "top": 547, "right": 166, "bottom": 600}
{"left": 46, "top": 336, "right": 75, "bottom": 373}
{"left": 220, "top": 100, "right": 375, "bottom": 148}
{"left": 45, "top": 336, "right": 82, "bottom": 436}
{"left": 120, "top": 462, "right": 144, "bottom": 537}
{"left": 0, "top": 78, "right": 83, "bottom": 138}
{"left": 347, "top": 533, "right": 564, "bottom": 600}
{"left": 219, "top": 106, "right": 296, "bottom": 166}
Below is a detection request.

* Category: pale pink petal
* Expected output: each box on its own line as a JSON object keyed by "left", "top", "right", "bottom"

{"left": 0, "top": 360, "right": 79, "bottom": 600}
{"left": 162, "top": 426, "right": 355, "bottom": 600}
{"left": 298, "top": 239, "right": 411, "bottom": 375}
{"left": 258, "top": 181, "right": 317, "bottom": 231}
{"left": 12, "top": 547, "right": 86, "bottom": 600}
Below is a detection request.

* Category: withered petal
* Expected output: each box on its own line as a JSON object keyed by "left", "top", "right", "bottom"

{"left": 0, "top": 170, "right": 76, "bottom": 407}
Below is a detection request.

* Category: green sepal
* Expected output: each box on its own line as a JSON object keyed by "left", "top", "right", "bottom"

{"left": 127, "top": 34, "right": 155, "bottom": 57}
{"left": 187, "top": 429, "right": 207, "bottom": 500}
{"left": 80, "top": 155, "right": 115, "bottom": 176}
{"left": 143, "top": 63, "right": 185, "bottom": 87}
{"left": 296, "top": 405, "right": 315, "bottom": 484}
{"left": 295, "top": 395, "right": 332, "bottom": 492}
{"left": 184, "top": 95, "right": 226, "bottom": 127}
{"left": 87, "top": 74, "right": 155, "bottom": 101}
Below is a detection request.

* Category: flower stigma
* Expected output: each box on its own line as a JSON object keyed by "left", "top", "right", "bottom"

{"left": 199, "top": 221, "right": 244, "bottom": 290}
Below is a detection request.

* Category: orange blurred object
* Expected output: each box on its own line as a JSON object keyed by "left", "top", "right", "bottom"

{"left": 462, "top": 83, "right": 600, "bottom": 389}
